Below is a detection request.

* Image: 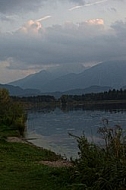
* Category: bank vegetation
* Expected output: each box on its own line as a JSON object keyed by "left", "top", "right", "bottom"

{"left": 0, "top": 88, "right": 126, "bottom": 189}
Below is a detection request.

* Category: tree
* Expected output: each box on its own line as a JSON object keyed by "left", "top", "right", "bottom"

{"left": 0, "top": 88, "right": 26, "bottom": 136}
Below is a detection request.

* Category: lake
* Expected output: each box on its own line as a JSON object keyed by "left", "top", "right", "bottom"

{"left": 26, "top": 106, "right": 126, "bottom": 159}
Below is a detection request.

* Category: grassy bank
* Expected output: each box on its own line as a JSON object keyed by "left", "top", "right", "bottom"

{"left": 1, "top": 121, "right": 126, "bottom": 190}
{"left": 0, "top": 125, "right": 73, "bottom": 190}
{"left": 0, "top": 89, "right": 73, "bottom": 190}
{"left": 0, "top": 88, "right": 126, "bottom": 190}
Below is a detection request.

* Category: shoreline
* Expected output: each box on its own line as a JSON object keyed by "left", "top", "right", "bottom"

{"left": 25, "top": 131, "right": 78, "bottom": 159}
{"left": 6, "top": 136, "right": 73, "bottom": 167}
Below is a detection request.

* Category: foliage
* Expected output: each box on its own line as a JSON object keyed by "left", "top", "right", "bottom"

{"left": 0, "top": 89, "right": 72, "bottom": 189}
{"left": 70, "top": 119, "right": 126, "bottom": 190}
{"left": 0, "top": 88, "right": 26, "bottom": 136}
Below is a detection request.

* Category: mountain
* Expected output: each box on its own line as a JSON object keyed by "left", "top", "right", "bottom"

{"left": 39, "top": 60, "right": 126, "bottom": 92}
{"left": 9, "top": 61, "right": 126, "bottom": 93}
{"left": 9, "top": 70, "right": 55, "bottom": 90}
{"left": 9, "top": 64, "right": 87, "bottom": 90}
{"left": 0, "top": 84, "right": 41, "bottom": 96}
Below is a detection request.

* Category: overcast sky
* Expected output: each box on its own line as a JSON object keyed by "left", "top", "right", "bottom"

{"left": 0, "top": 0, "right": 126, "bottom": 83}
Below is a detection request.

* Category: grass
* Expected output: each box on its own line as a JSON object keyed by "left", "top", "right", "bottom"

{"left": 0, "top": 91, "right": 72, "bottom": 189}
{"left": 1, "top": 119, "right": 126, "bottom": 190}
{"left": 0, "top": 125, "right": 72, "bottom": 190}
{"left": 0, "top": 124, "right": 20, "bottom": 138}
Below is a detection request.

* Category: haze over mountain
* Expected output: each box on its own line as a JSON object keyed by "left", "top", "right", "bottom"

{"left": 9, "top": 61, "right": 126, "bottom": 93}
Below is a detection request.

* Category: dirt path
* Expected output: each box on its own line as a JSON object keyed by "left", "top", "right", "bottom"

{"left": 38, "top": 160, "right": 73, "bottom": 167}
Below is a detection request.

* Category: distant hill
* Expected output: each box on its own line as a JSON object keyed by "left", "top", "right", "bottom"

{"left": 0, "top": 84, "right": 41, "bottom": 96}
{"left": 9, "top": 60, "right": 126, "bottom": 93}
{"left": 43, "top": 85, "right": 112, "bottom": 99}
{"left": 64, "top": 85, "right": 112, "bottom": 95}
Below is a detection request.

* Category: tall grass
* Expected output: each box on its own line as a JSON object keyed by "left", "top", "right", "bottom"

{"left": 69, "top": 119, "right": 126, "bottom": 190}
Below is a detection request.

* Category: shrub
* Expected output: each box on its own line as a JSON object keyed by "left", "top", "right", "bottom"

{"left": 0, "top": 89, "right": 27, "bottom": 136}
{"left": 70, "top": 119, "right": 126, "bottom": 190}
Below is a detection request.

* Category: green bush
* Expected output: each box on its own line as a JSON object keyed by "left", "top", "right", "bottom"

{"left": 0, "top": 89, "right": 26, "bottom": 136}
{"left": 70, "top": 119, "right": 126, "bottom": 190}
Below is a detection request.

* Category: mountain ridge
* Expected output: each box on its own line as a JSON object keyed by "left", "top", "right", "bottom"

{"left": 9, "top": 60, "right": 126, "bottom": 93}
{"left": 0, "top": 84, "right": 112, "bottom": 98}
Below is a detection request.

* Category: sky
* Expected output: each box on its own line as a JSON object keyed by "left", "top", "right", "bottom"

{"left": 0, "top": 0, "right": 126, "bottom": 83}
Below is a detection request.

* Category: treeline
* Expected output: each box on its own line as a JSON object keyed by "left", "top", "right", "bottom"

{"left": 11, "top": 88, "right": 126, "bottom": 106}
{"left": 60, "top": 89, "right": 126, "bottom": 104}
{"left": 12, "top": 95, "right": 56, "bottom": 103}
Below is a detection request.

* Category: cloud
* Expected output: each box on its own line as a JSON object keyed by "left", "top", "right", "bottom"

{"left": 0, "top": 14, "right": 16, "bottom": 22}
{"left": 0, "top": 18, "right": 126, "bottom": 72}
{"left": 0, "top": 58, "right": 40, "bottom": 83}
{"left": 69, "top": 5, "right": 83, "bottom": 11}
{"left": 68, "top": 0, "right": 109, "bottom": 11}
{"left": 17, "top": 16, "right": 51, "bottom": 35}
{"left": 18, "top": 20, "right": 43, "bottom": 35}
{"left": 84, "top": 0, "right": 109, "bottom": 7}
{"left": 0, "top": 0, "right": 45, "bottom": 14}
{"left": 86, "top": 19, "right": 104, "bottom": 25}
{"left": 36, "top": 15, "right": 52, "bottom": 22}
{"left": 69, "top": 0, "right": 109, "bottom": 7}
{"left": 0, "top": 0, "right": 110, "bottom": 14}
{"left": 68, "top": 0, "right": 85, "bottom": 5}
{"left": 110, "top": 7, "right": 117, "bottom": 12}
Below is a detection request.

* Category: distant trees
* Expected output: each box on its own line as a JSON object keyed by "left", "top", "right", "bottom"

{"left": 10, "top": 88, "right": 126, "bottom": 109}
{"left": 12, "top": 95, "right": 56, "bottom": 104}
{"left": 0, "top": 89, "right": 26, "bottom": 136}
{"left": 60, "top": 89, "right": 126, "bottom": 104}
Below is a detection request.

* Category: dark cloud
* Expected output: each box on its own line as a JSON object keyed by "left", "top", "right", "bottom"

{"left": 0, "top": 0, "right": 124, "bottom": 15}
{"left": 111, "top": 21, "right": 126, "bottom": 35}
{"left": 0, "top": 19, "right": 126, "bottom": 70}
{"left": 110, "top": 7, "right": 117, "bottom": 12}
{"left": 0, "top": 0, "right": 45, "bottom": 14}
{"left": 0, "top": 0, "right": 86, "bottom": 14}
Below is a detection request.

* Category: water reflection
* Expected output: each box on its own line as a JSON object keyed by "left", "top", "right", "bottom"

{"left": 26, "top": 106, "right": 126, "bottom": 159}
{"left": 59, "top": 103, "right": 126, "bottom": 113}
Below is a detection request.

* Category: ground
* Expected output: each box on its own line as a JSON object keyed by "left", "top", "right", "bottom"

{"left": 7, "top": 136, "right": 73, "bottom": 168}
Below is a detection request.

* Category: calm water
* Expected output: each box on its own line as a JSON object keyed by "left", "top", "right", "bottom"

{"left": 26, "top": 107, "right": 126, "bottom": 159}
